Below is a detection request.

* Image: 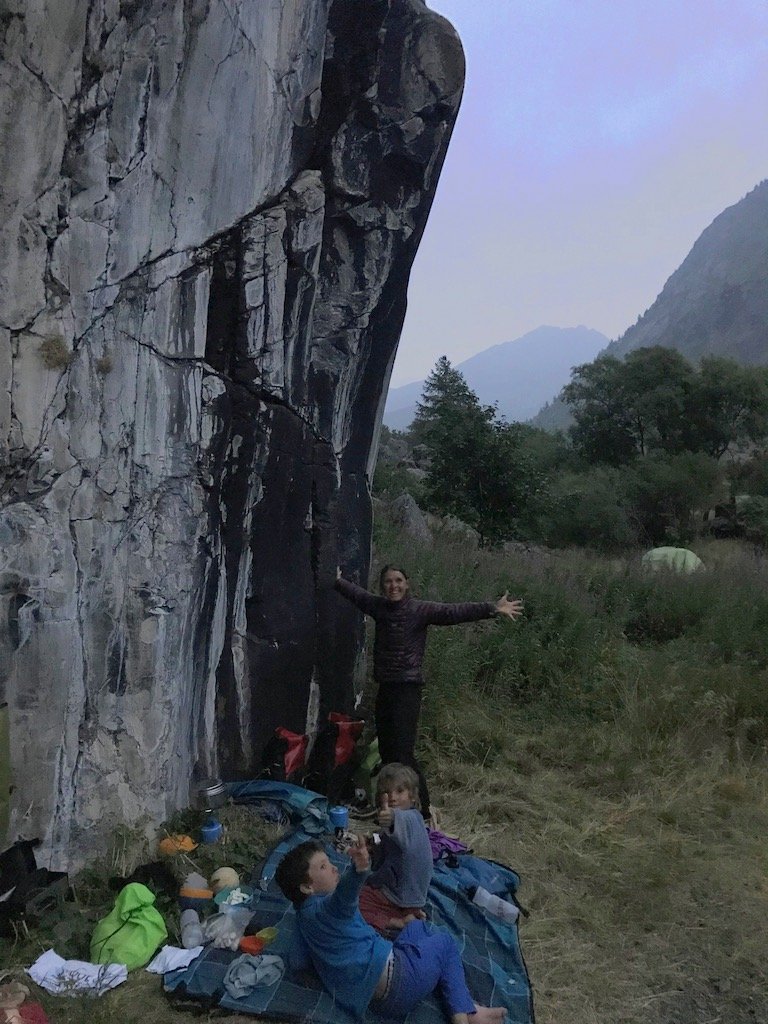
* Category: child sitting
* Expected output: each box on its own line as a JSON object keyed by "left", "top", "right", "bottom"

{"left": 359, "top": 763, "right": 432, "bottom": 934}
{"left": 275, "top": 834, "right": 506, "bottom": 1024}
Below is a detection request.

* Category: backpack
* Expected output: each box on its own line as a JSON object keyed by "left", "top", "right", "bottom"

{"left": 259, "top": 728, "right": 308, "bottom": 783}
{"left": 302, "top": 712, "right": 364, "bottom": 803}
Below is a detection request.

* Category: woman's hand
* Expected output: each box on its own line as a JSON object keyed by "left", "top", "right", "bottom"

{"left": 348, "top": 833, "right": 370, "bottom": 872}
{"left": 336, "top": 565, "right": 342, "bottom": 580}
{"left": 495, "top": 592, "right": 523, "bottom": 620}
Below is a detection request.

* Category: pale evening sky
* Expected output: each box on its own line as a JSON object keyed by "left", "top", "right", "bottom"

{"left": 390, "top": 0, "right": 768, "bottom": 387}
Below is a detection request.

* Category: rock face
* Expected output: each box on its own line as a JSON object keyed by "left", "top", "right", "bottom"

{"left": 0, "top": 0, "right": 464, "bottom": 865}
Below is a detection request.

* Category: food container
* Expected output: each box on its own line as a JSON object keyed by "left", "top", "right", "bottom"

{"left": 178, "top": 888, "right": 214, "bottom": 914}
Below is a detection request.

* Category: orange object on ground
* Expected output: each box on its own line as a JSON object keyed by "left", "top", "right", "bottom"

{"left": 179, "top": 886, "right": 214, "bottom": 900}
{"left": 239, "top": 935, "right": 265, "bottom": 956}
{"left": 159, "top": 834, "right": 198, "bottom": 855}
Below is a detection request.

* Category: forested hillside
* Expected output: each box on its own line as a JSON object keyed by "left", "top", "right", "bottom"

{"left": 531, "top": 180, "right": 768, "bottom": 431}
{"left": 608, "top": 180, "right": 768, "bottom": 364}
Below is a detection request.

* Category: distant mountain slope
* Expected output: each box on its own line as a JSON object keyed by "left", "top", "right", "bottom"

{"left": 531, "top": 180, "right": 768, "bottom": 433}
{"left": 384, "top": 325, "right": 609, "bottom": 429}
{"left": 607, "top": 180, "right": 768, "bottom": 363}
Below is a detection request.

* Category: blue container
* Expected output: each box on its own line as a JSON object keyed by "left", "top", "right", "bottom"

{"left": 328, "top": 806, "right": 349, "bottom": 831}
{"left": 200, "top": 819, "right": 223, "bottom": 843}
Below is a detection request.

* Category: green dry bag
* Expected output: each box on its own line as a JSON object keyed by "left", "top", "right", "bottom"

{"left": 90, "top": 882, "right": 167, "bottom": 970}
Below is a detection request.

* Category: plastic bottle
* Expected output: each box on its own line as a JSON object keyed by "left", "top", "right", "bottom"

{"left": 180, "top": 908, "right": 205, "bottom": 948}
{"left": 467, "top": 885, "right": 520, "bottom": 925}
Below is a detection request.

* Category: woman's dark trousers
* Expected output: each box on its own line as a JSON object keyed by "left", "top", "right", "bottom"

{"left": 375, "top": 681, "right": 431, "bottom": 816}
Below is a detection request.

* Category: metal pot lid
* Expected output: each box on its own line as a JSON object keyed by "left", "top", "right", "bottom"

{"left": 195, "top": 779, "right": 227, "bottom": 808}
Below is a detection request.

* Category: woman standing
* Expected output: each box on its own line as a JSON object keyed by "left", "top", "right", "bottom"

{"left": 335, "top": 565, "right": 523, "bottom": 820}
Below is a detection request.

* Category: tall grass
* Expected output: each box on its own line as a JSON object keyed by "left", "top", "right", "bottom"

{"left": 373, "top": 512, "right": 768, "bottom": 755}
{"left": 372, "top": 511, "right": 768, "bottom": 1023}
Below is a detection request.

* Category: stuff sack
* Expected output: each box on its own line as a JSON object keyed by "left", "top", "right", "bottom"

{"left": 90, "top": 882, "right": 167, "bottom": 970}
{"left": 259, "top": 728, "right": 308, "bottom": 782}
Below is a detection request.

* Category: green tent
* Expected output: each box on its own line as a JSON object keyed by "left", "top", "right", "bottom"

{"left": 641, "top": 546, "right": 704, "bottom": 573}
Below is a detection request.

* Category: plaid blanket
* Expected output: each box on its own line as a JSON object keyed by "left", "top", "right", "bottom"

{"left": 164, "top": 827, "right": 534, "bottom": 1023}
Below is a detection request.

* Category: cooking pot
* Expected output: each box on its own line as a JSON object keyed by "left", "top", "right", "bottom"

{"left": 195, "top": 779, "right": 227, "bottom": 812}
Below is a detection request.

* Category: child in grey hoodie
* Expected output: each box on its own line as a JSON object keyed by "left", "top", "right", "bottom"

{"left": 359, "top": 763, "right": 433, "bottom": 934}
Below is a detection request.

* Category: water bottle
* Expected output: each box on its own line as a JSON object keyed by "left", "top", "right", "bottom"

{"left": 180, "top": 908, "right": 205, "bottom": 948}
{"left": 468, "top": 885, "right": 520, "bottom": 924}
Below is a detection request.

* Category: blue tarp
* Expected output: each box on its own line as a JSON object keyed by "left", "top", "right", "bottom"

{"left": 165, "top": 785, "right": 534, "bottom": 1023}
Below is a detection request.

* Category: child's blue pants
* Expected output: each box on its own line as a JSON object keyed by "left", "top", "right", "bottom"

{"left": 372, "top": 919, "right": 475, "bottom": 1019}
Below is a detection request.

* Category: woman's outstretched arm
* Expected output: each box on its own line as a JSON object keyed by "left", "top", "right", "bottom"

{"left": 334, "top": 570, "right": 382, "bottom": 617}
{"left": 419, "top": 592, "right": 523, "bottom": 626}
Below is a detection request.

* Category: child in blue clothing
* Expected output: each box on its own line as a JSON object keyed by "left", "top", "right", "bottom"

{"left": 360, "top": 763, "right": 432, "bottom": 934}
{"left": 275, "top": 835, "right": 506, "bottom": 1024}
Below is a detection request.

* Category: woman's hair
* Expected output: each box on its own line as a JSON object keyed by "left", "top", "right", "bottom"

{"left": 376, "top": 762, "right": 420, "bottom": 810}
{"left": 378, "top": 564, "right": 409, "bottom": 590}
{"left": 275, "top": 840, "right": 324, "bottom": 906}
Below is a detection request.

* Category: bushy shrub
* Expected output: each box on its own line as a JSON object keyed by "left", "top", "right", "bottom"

{"left": 373, "top": 461, "right": 426, "bottom": 503}
{"left": 739, "top": 495, "right": 768, "bottom": 545}
{"left": 624, "top": 452, "right": 721, "bottom": 545}
{"left": 621, "top": 571, "right": 711, "bottom": 643}
{"left": 540, "top": 467, "right": 639, "bottom": 551}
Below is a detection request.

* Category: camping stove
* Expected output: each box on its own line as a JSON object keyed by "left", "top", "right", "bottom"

{"left": 194, "top": 779, "right": 227, "bottom": 843}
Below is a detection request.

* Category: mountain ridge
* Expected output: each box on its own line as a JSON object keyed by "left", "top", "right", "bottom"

{"left": 530, "top": 179, "right": 768, "bottom": 431}
{"left": 385, "top": 324, "right": 609, "bottom": 429}
{"left": 606, "top": 179, "right": 768, "bottom": 364}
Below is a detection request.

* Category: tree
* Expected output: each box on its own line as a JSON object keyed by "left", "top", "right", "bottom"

{"left": 563, "top": 347, "right": 768, "bottom": 465}
{"left": 410, "top": 358, "right": 545, "bottom": 544}
{"left": 561, "top": 354, "right": 638, "bottom": 465}
{"left": 624, "top": 452, "right": 721, "bottom": 545}
{"left": 683, "top": 358, "right": 768, "bottom": 458}
{"left": 563, "top": 347, "right": 694, "bottom": 464}
{"left": 410, "top": 357, "right": 495, "bottom": 530}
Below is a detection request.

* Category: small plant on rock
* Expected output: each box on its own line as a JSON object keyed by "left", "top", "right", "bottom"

{"left": 39, "top": 335, "right": 71, "bottom": 369}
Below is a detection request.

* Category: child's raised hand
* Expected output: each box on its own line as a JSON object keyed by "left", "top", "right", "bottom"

{"left": 348, "top": 833, "right": 370, "bottom": 873}
{"left": 377, "top": 793, "right": 393, "bottom": 829}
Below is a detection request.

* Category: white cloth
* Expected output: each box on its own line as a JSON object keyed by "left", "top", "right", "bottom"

{"left": 27, "top": 949, "right": 127, "bottom": 996}
{"left": 146, "top": 944, "right": 204, "bottom": 974}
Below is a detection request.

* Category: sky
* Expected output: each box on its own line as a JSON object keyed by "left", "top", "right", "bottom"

{"left": 390, "top": 0, "right": 768, "bottom": 387}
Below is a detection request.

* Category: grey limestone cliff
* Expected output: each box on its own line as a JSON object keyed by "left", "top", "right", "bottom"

{"left": 0, "top": 0, "right": 464, "bottom": 865}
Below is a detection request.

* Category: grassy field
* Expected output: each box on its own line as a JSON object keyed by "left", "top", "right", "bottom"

{"left": 2, "top": 524, "right": 767, "bottom": 1023}
{"left": 377, "top": 525, "right": 768, "bottom": 1024}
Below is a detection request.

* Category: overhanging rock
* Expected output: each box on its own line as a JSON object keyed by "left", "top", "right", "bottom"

{"left": 0, "top": 0, "right": 464, "bottom": 865}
